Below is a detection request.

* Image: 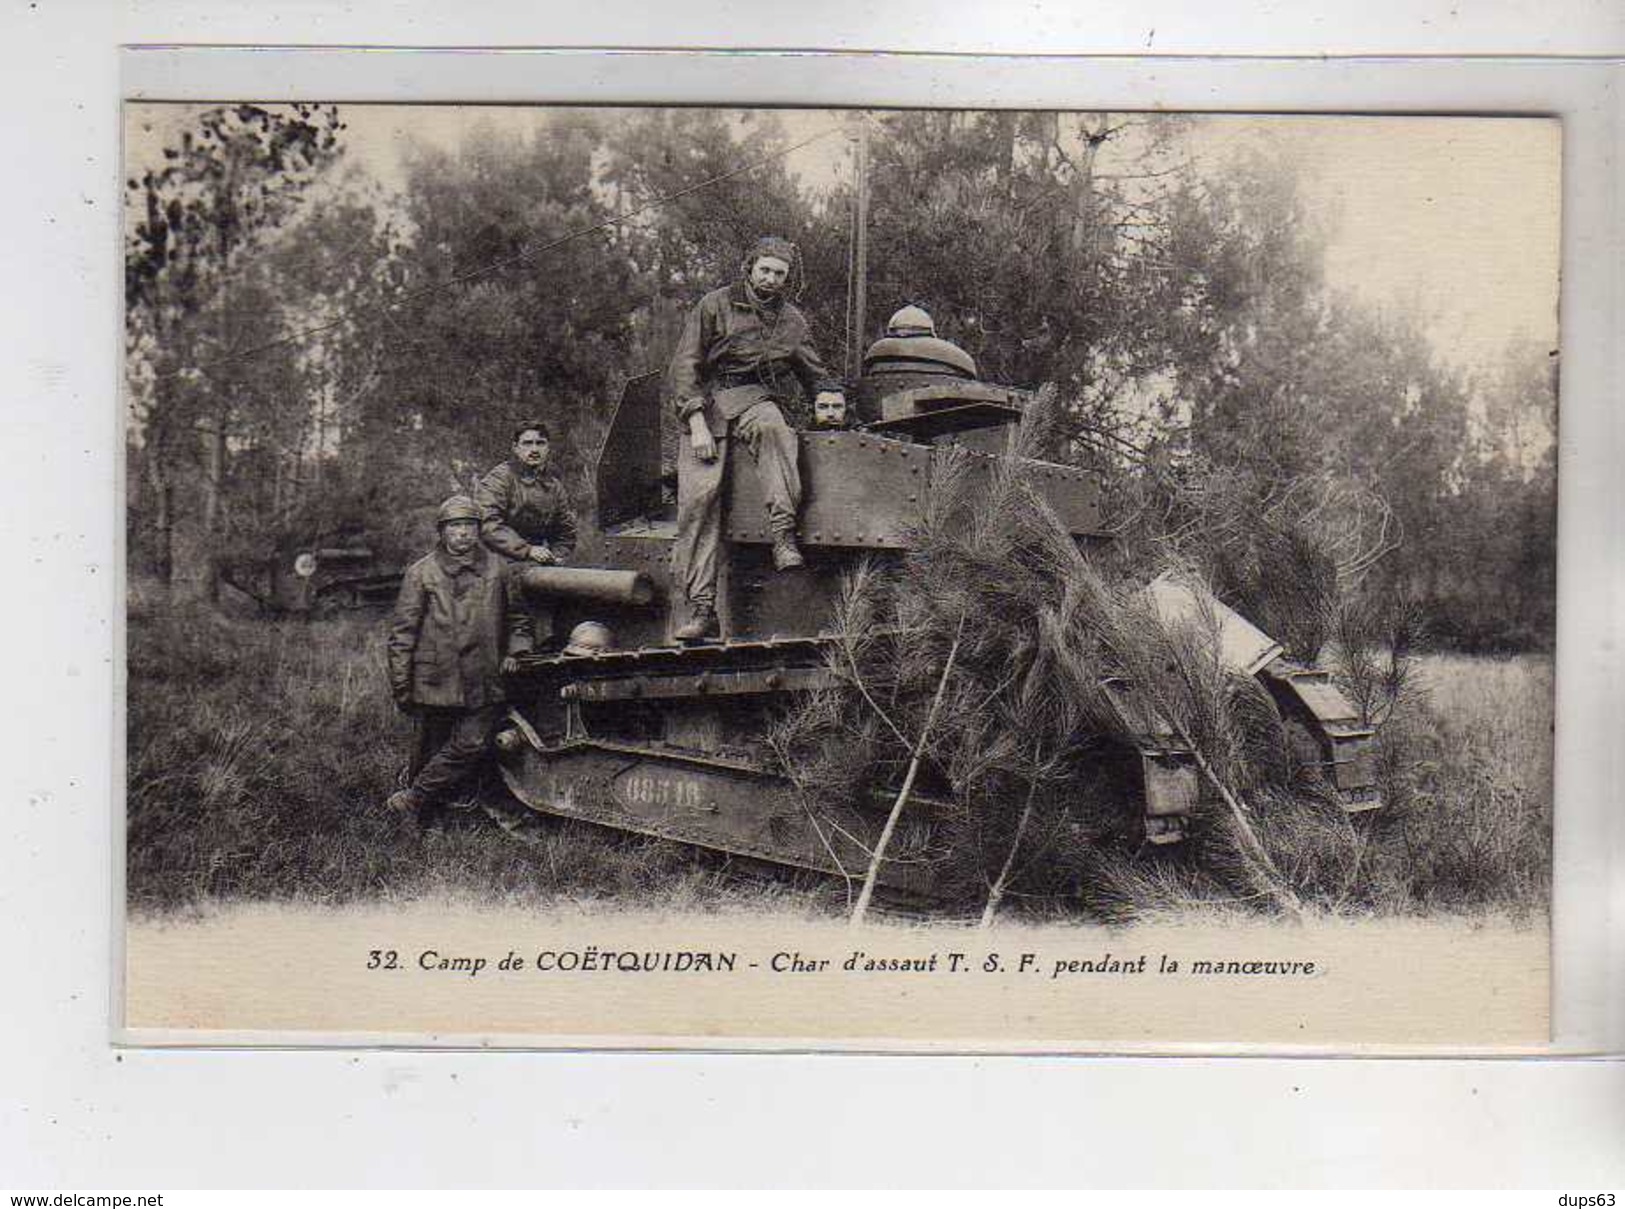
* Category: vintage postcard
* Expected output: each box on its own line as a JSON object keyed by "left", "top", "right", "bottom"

{"left": 119, "top": 103, "right": 1558, "bottom": 1049}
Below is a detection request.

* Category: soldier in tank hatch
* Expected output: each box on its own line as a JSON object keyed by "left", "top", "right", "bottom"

{"left": 666, "top": 235, "right": 848, "bottom": 644}
{"left": 474, "top": 418, "right": 579, "bottom": 650}
{"left": 385, "top": 495, "right": 533, "bottom": 828}
{"left": 810, "top": 389, "right": 853, "bottom": 430}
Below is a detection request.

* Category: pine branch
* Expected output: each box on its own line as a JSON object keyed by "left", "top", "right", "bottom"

{"left": 979, "top": 759, "right": 1042, "bottom": 929}
{"left": 851, "top": 611, "right": 967, "bottom": 925}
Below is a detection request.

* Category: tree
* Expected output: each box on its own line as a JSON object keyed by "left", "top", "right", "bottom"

{"left": 230, "top": 182, "right": 407, "bottom": 554}
{"left": 851, "top": 111, "right": 1199, "bottom": 462}
{"left": 599, "top": 110, "right": 840, "bottom": 422}
{"left": 125, "top": 103, "right": 344, "bottom": 590}
{"left": 372, "top": 115, "right": 636, "bottom": 507}
{"left": 1127, "top": 146, "right": 1483, "bottom": 655}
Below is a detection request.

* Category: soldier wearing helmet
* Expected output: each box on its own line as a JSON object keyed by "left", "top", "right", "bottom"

{"left": 384, "top": 494, "right": 534, "bottom": 826}
{"left": 667, "top": 235, "right": 847, "bottom": 643}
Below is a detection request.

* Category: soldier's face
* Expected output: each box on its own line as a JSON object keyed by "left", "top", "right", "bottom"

{"left": 749, "top": 255, "right": 791, "bottom": 299}
{"left": 441, "top": 519, "right": 479, "bottom": 555}
{"left": 814, "top": 395, "right": 847, "bottom": 427}
{"left": 513, "top": 429, "right": 550, "bottom": 470}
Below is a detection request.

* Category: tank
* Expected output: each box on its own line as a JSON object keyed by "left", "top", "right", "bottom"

{"left": 493, "top": 335, "right": 1381, "bottom": 897}
{"left": 219, "top": 503, "right": 447, "bottom": 617}
{"left": 221, "top": 529, "right": 406, "bottom": 616}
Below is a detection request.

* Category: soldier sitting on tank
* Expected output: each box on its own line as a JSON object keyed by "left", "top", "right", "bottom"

{"left": 385, "top": 495, "right": 534, "bottom": 828}
{"left": 474, "top": 418, "right": 579, "bottom": 649}
{"left": 668, "top": 235, "right": 847, "bottom": 644}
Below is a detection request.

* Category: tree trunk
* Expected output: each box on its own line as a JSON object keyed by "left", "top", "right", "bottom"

{"left": 202, "top": 417, "right": 227, "bottom": 603}
{"left": 1068, "top": 117, "right": 1104, "bottom": 260}
{"left": 992, "top": 111, "right": 1018, "bottom": 193}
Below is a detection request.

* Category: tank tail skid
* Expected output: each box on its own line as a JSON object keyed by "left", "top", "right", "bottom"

{"left": 494, "top": 725, "right": 941, "bottom": 897}
{"left": 1257, "top": 660, "right": 1383, "bottom": 812}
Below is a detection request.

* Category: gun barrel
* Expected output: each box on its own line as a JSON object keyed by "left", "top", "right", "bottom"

{"left": 517, "top": 564, "right": 655, "bottom": 607}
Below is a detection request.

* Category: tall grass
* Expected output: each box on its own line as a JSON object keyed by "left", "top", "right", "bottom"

{"left": 124, "top": 592, "right": 824, "bottom": 915}
{"left": 1385, "top": 655, "right": 1554, "bottom": 913}
{"left": 1074, "top": 654, "right": 1553, "bottom": 924}
{"left": 126, "top": 590, "right": 1553, "bottom": 922}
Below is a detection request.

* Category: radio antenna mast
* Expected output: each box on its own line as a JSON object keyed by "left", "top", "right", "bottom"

{"left": 844, "top": 112, "right": 870, "bottom": 384}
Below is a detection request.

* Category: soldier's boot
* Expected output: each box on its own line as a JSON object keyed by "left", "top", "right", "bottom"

{"left": 771, "top": 532, "right": 805, "bottom": 572}
{"left": 673, "top": 604, "right": 720, "bottom": 644}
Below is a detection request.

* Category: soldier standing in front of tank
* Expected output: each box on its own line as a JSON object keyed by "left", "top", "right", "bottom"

{"left": 668, "top": 235, "right": 847, "bottom": 643}
{"left": 474, "top": 418, "right": 579, "bottom": 650}
{"left": 385, "top": 495, "right": 534, "bottom": 828}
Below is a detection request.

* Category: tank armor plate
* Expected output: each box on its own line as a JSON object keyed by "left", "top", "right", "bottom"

{"left": 496, "top": 733, "right": 942, "bottom": 895}
{"left": 725, "top": 430, "right": 1105, "bottom": 548}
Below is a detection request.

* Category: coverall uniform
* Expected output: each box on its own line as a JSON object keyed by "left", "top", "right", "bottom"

{"left": 473, "top": 459, "right": 579, "bottom": 646}
{"left": 667, "top": 278, "right": 840, "bottom": 620}
{"left": 387, "top": 543, "right": 533, "bottom": 816}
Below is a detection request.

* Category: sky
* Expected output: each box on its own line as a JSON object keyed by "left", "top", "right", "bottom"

{"left": 124, "top": 104, "right": 1561, "bottom": 375}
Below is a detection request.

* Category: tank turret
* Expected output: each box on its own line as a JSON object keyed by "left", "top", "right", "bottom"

{"left": 857, "top": 306, "right": 1029, "bottom": 452}
{"left": 856, "top": 305, "right": 980, "bottom": 422}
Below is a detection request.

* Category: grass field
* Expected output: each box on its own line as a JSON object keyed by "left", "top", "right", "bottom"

{"left": 124, "top": 595, "right": 1553, "bottom": 922}
{"left": 125, "top": 594, "right": 834, "bottom": 916}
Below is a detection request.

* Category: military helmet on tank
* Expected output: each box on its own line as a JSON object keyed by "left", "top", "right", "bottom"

{"left": 564, "top": 620, "right": 615, "bottom": 656}
{"left": 886, "top": 305, "right": 937, "bottom": 338}
{"left": 435, "top": 495, "right": 481, "bottom": 527}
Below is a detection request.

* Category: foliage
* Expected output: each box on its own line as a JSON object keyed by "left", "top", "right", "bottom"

{"left": 380, "top": 116, "right": 636, "bottom": 482}
{"left": 125, "top": 104, "right": 346, "bottom": 588}
{"left": 124, "top": 106, "right": 1555, "bottom": 654}
{"left": 767, "top": 394, "right": 1312, "bottom": 921}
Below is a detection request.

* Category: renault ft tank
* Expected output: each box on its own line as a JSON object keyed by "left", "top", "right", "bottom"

{"left": 491, "top": 318, "right": 1380, "bottom": 896}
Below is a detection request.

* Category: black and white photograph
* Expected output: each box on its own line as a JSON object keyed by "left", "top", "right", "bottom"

{"left": 120, "top": 102, "right": 1559, "bottom": 1047}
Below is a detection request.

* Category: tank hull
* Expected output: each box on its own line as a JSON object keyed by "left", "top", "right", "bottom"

{"left": 495, "top": 637, "right": 947, "bottom": 894}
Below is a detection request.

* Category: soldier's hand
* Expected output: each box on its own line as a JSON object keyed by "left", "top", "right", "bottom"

{"left": 500, "top": 656, "right": 520, "bottom": 676}
{"left": 688, "top": 412, "right": 718, "bottom": 463}
{"left": 528, "top": 544, "right": 556, "bottom": 565}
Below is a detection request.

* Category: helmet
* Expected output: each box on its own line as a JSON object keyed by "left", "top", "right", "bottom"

{"left": 563, "top": 621, "right": 615, "bottom": 657}
{"left": 886, "top": 305, "right": 936, "bottom": 338}
{"left": 436, "top": 495, "right": 481, "bottom": 527}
